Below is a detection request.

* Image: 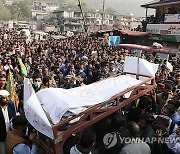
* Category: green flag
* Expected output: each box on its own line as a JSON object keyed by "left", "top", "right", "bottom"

{"left": 17, "top": 57, "right": 27, "bottom": 76}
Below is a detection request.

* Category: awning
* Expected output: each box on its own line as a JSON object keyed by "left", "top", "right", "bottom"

{"left": 119, "top": 30, "right": 149, "bottom": 36}
{"left": 141, "top": 0, "right": 180, "bottom": 8}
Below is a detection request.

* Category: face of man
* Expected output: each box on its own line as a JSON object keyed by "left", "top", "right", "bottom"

{"left": 176, "top": 76, "right": 180, "bottom": 83}
{"left": 154, "top": 120, "right": 166, "bottom": 130}
{"left": 0, "top": 97, "right": 8, "bottom": 106}
{"left": 161, "top": 107, "right": 169, "bottom": 117}
{"left": 0, "top": 77, "right": 6, "bottom": 89}
{"left": 164, "top": 88, "right": 172, "bottom": 97}
{"left": 34, "top": 77, "right": 42, "bottom": 83}
{"left": 138, "top": 119, "right": 147, "bottom": 130}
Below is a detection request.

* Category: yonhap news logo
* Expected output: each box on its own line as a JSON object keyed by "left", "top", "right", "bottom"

{"left": 119, "top": 137, "right": 180, "bottom": 144}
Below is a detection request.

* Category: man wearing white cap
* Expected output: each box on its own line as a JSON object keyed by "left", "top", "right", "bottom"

{"left": 0, "top": 90, "right": 16, "bottom": 154}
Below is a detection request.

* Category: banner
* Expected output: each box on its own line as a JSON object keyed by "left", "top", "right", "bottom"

{"left": 123, "top": 56, "right": 159, "bottom": 77}
{"left": 24, "top": 78, "right": 53, "bottom": 139}
{"left": 166, "top": 61, "right": 173, "bottom": 72}
{"left": 8, "top": 21, "right": 13, "bottom": 29}
{"left": 37, "top": 75, "right": 141, "bottom": 124}
{"left": 164, "top": 14, "right": 180, "bottom": 24}
{"left": 108, "top": 36, "right": 120, "bottom": 45}
{"left": 17, "top": 57, "right": 27, "bottom": 76}
{"left": 146, "top": 24, "right": 180, "bottom": 34}
{"left": 6, "top": 71, "right": 19, "bottom": 107}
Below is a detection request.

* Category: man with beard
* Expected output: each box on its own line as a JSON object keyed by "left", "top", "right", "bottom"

{"left": 156, "top": 83, "right": 174, "bottom": 114}
{"left": 5, "top": 116, "right": 41, "bottom": 154}
{"left": 0, "top": 90, "right": 16, "bottom": 154}
{"left": 138, "top": 113, "right": 155, "bottom": 153}
{"left": 138, "top": 113, "right": 155, "bottom": 139}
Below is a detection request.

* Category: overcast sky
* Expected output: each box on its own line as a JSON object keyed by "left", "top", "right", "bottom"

{"left": 86, "top": 0, "right": 156, "bottom": 17}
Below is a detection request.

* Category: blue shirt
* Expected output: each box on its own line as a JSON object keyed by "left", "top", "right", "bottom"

{"left": 13, "top": 144, "right": 40, "bottom": 154}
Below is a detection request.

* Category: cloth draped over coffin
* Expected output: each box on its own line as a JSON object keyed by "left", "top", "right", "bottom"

{"left": 24, "top": 56, "right": 159, "bottom": 138}
{"left": 36, "top": 75, "right": 142, "bottom": 124}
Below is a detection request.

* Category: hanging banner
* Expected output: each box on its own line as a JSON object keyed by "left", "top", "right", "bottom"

{"left": 8, "top": 21, "right": 13, "bottom": 29}
{"left": 164, "top": 14, "right": 180, "bottom": 24}
{"left": 108, "top": 36, "right": 120, "bottom": 45}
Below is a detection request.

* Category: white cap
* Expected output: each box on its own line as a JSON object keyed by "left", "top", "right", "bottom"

{"left": 0, "top": 90, "right": 10, "bottom": 98}
{"left": 120, "top": 60, "right": 125, "bottom": 63}
{"left": 82, "top": 56, "right": 88, "bottom": 60}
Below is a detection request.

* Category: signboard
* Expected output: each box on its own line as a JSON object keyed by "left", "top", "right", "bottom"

{"left": 160, "top": 34, "right": 180, "bottom": 43}
{"left": 146, "top": 24, "right": 180, "bottom": 35}
{"left": 164, "top": 14, "right": 180, "bottom": 24}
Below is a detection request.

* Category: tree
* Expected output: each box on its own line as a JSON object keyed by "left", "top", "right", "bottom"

{"left": 9, "top": 0, "right": 31, "bottom": 20}
{"left": 0, "top": 2, "right": 11, "bottom": 20}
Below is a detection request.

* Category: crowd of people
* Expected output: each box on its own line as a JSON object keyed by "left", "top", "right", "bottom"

{"left": 0, "top": 28, "right": 179, "bottom": 154}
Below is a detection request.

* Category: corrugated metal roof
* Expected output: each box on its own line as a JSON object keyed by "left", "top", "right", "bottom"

{"left": 141, "top": 0, "right": 180, "bottom": 8}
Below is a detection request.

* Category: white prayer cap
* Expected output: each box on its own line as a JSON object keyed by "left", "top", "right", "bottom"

{"left": 0, "top": 90, "right": 10, "bottom": 98}
{"left": 120, "top": 60, "right": 125, "bottom": 63}
{"left": 82, "top": 56, "right": 88, "bottom": 60}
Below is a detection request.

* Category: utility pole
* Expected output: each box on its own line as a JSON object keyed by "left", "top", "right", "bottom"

{"left": 101, "top": 0, "right": 105, "bottom": 30}
{"left": 77, "top": 0, "right": 88, "bottom": 33}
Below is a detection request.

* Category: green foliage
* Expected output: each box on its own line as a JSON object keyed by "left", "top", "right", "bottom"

{"left": 0, "top": 2, "right": 11, "bottom": 20}
{"left": 11, "top": 0, "right": 31, "bottom": 20}
{"left": 0, "top": 0, "right": 31, "bottom": 21}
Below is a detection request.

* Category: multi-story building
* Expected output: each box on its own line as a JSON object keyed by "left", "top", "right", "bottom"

{"left": 54, "top": 10, "right": 114, "bottom": 32}
{"left": 54, "top": 10, "right": 84, "bottom": 32}
{"left": 85, "top": 12, "right": 114, "bottom": 32}
{"left": 4, "top": 0, "right": 13, "bottom": 6}
{"left": 113, "top": 13, "right": 133, "bottom": 30}
{"left": 32, "top": 1, "right": 59, "bottom": 20}
{"left": 141, "top": 0, "right": 180, "bottom": 49}
{"left": 131, "top": 17, "right": 144, "bottom": 30}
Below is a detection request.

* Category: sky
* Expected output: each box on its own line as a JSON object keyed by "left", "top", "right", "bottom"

{"left": 86, "top": 0, "right": 156, "bottom": 17}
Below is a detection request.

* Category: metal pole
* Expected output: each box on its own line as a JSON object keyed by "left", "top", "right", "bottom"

{"left": 77, "top": 0, "right": 87, "bottom": 32}
{"left": 102, "top": 0, "right": 105, "bottom": 30}
{"left": 146, "top": 8, "right": 148, "bottom": 20}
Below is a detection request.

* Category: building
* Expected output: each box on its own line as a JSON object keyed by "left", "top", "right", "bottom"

{"left": 54, "top": 10, "right": 114, "bottom": 32}
{"left": 131, "top": 17, "right": 144, "bottom": 30}
{"left": 54, "top": 10, "right": 84, "bottom": 32}
{"left": 4, "top": 0, "right": 13, "bottom": 6}
{"left": 113, "top": 14, "right": 133, "bottom": 30}
{"left": 32, "top": 1, "right": 59, "bottom": 20}
{"left": 85, "top": 12, "right": 114, "bottom": 32}
{"left": 141, "top": 0, "right": 180, "bottom": 49}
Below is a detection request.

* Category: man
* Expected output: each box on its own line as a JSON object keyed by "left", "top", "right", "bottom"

{"left": 41, "top": 76, "right": 53, "bottom": 89}
{"left": 138, "top": 113, "right": 155, "bottom": 139}
{"left": 120, "top": 121, "right": 151, "bottom": 154}
{"left": 167, "top": 126, "right": 180, "bottom": 154}
{"left": 98, "top": 115, "right": 124, "bottom": 154}
{"left": 0, "top": 74, "right": 6, "bottom": 90}
{"left": 152, "top": 115, "right": 172, "bottom": 154}
{"left": 32, "top": 74, "right": 42, "bottom": 92}
{"left": 60, "top": 59, "right": 71, "bottom": 77}
{"left": 156, "top": 83, "right": 174, "bottom": 114}
{"left": 70, "top": 129, "right": 96, "bottom": 154}
{"left": 4, "top": 58, "right": 13, "bottom": 71}
{"left": 161, "top": 104, "right": 177, "bottom": 135}
{"left": 0, "top": 90, "right": 16, "bottom": 154}
{"left": 138, "top": 113, "right": 155, "bottom": 153}
{"left": 5, "top": 115, "right": 40, "bottom": 154}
